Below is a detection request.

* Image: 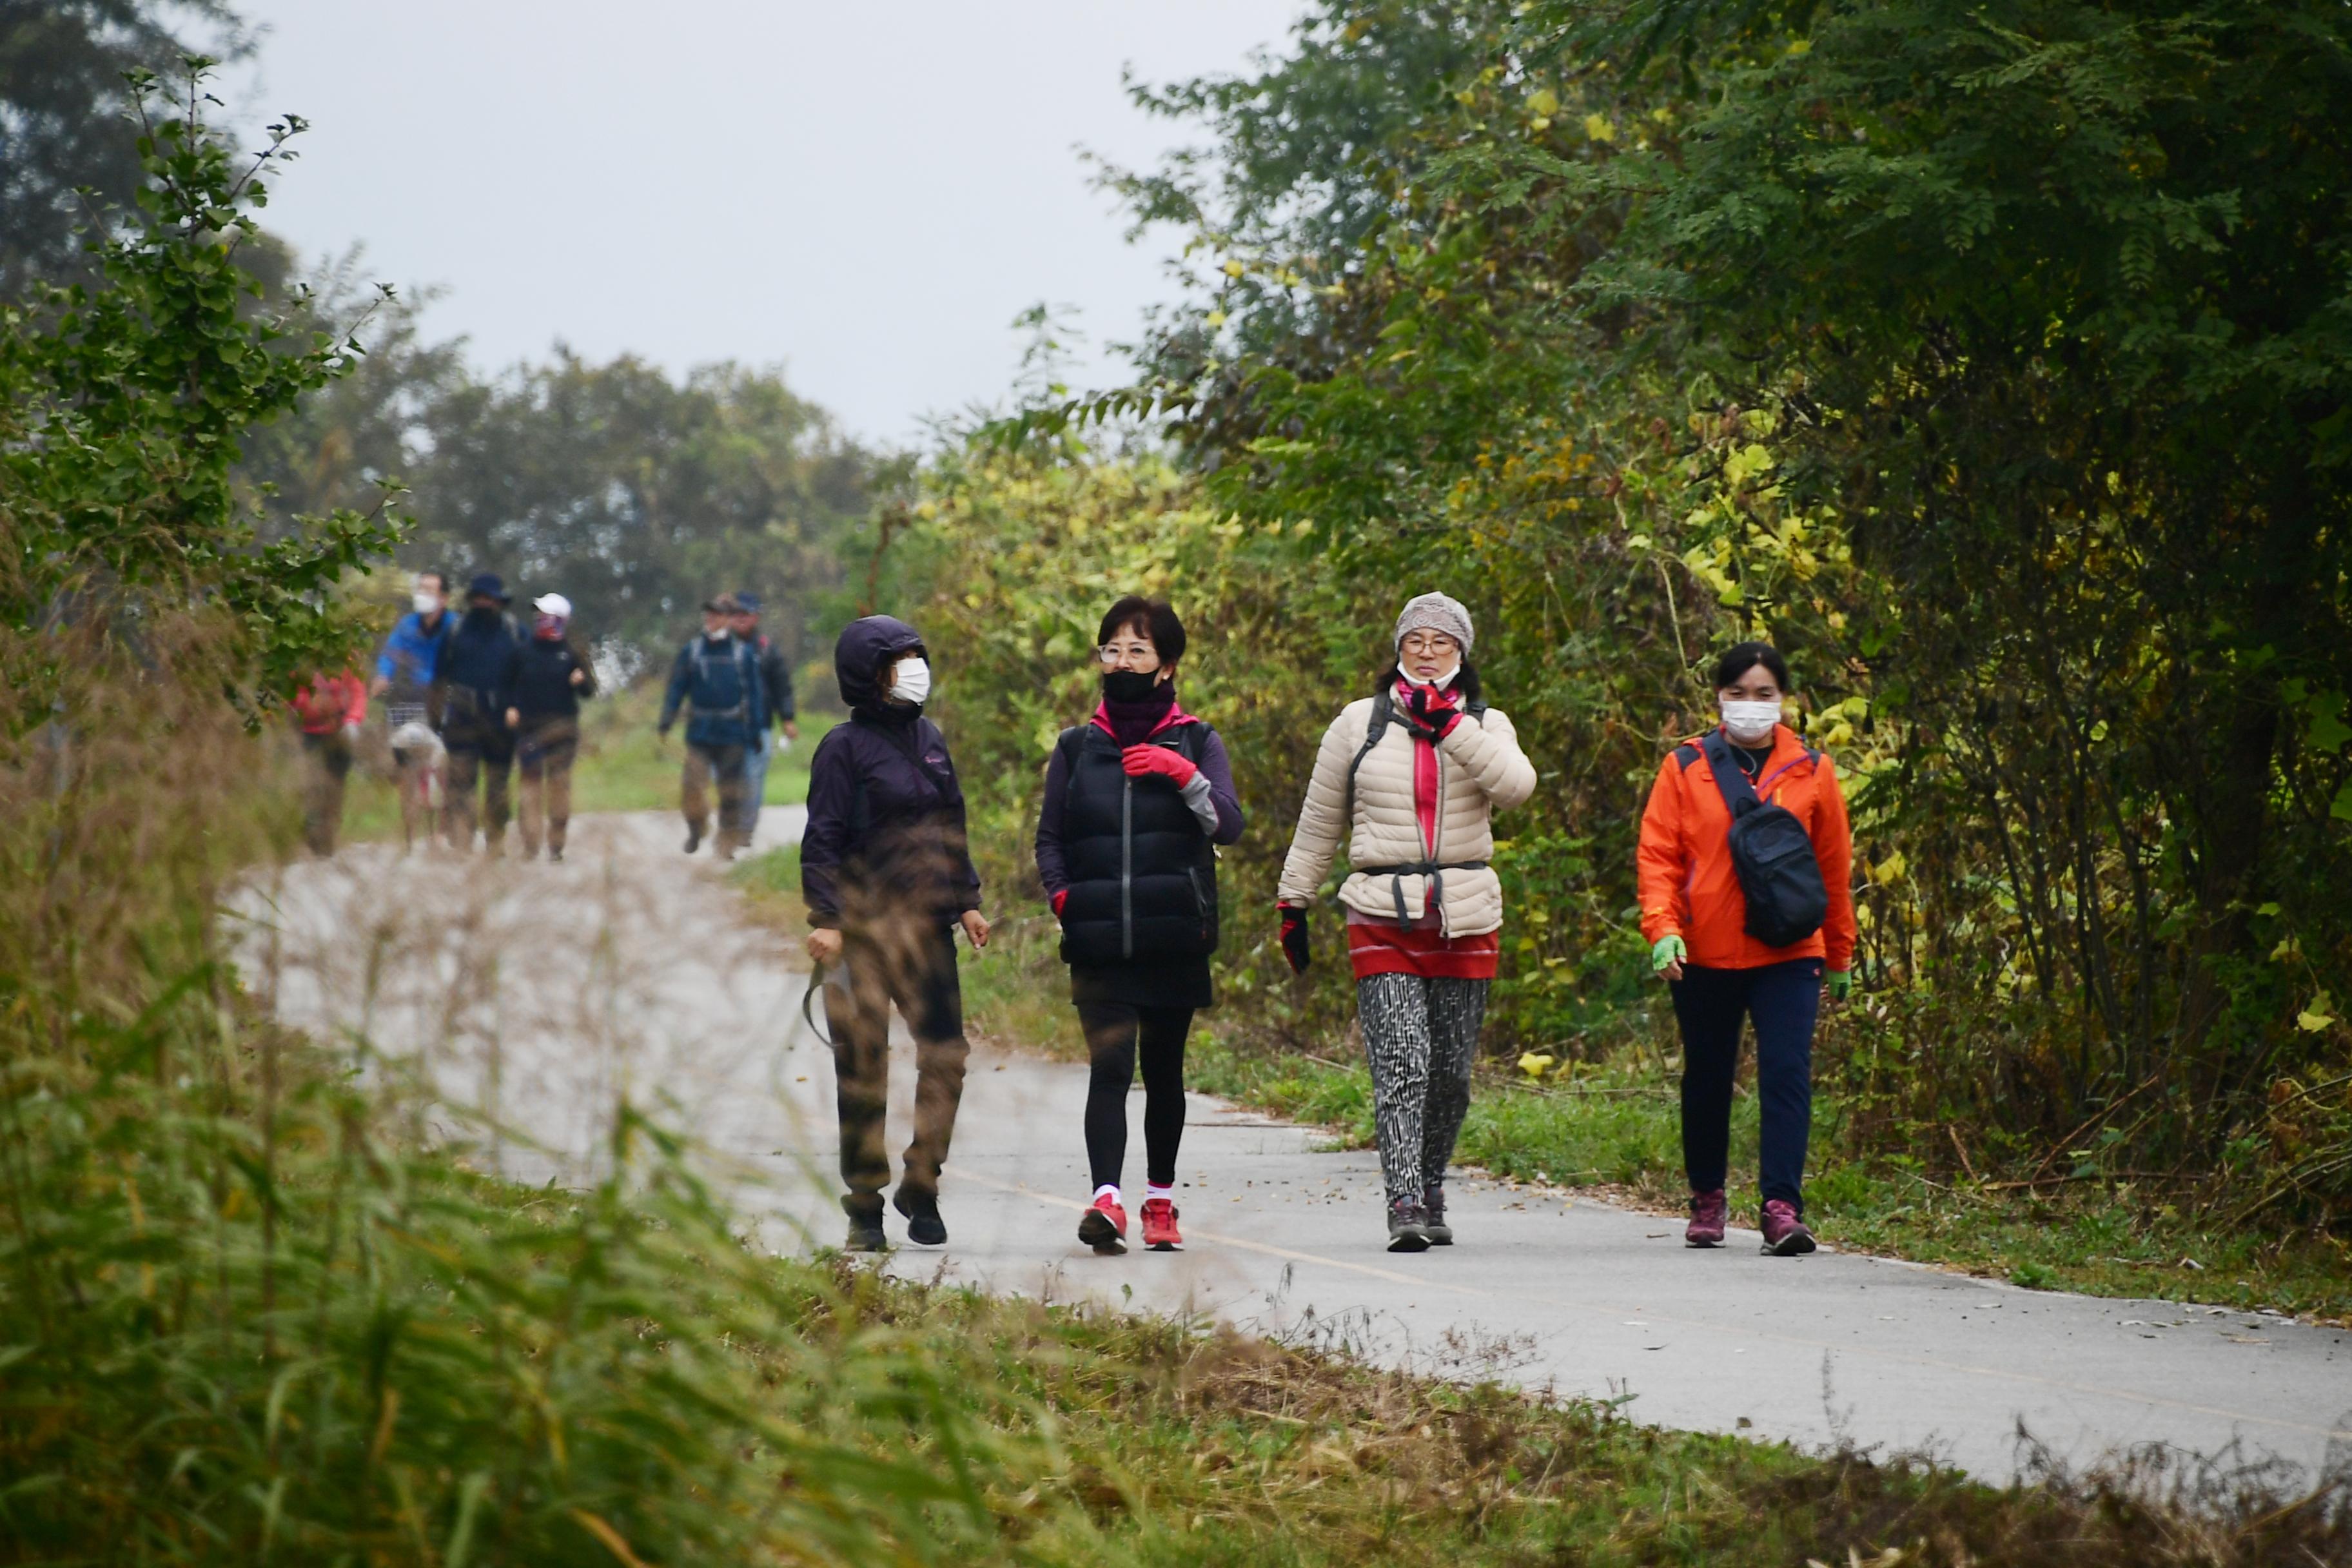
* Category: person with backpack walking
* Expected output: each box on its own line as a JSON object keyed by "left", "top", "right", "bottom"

{"left": 801, "top": 615, "right": 988, "bottom": 1252}
{"left": 440, "top": 573, "right": 524, "bottom": 855}
{"left": 1637, "top": 641, "right": 1856, "bottom": 1257}
{"left": 1275, "top": 593, "right": 1537, "bottom": 1251}
{"left": 290, "top": 668, "right": 367, "bottom": 856}
{"left": 1036, "top": 597, "right": 1245, "bottom": 1256}
{"left": 657, "top": 594, "right": 767, "bottom": 858}
{"left": 371, "top": 569, "right": 453, "bottom": 851}
{"left": 729, "top": 591, "right": 799, "bottom": 843}
{"left": 502, "top": 592, "right": 598, "bottom": 861}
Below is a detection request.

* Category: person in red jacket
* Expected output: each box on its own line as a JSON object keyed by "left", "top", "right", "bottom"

{"left": 291, "top": 669, "right": 368, "bottom": 856}
{"left": 1637, "top": 642, "right": 1854, "bottom": 1256}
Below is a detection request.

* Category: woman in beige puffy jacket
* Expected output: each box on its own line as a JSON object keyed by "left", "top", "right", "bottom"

{"left": 1276, "top": 593, "right": 1538, "bottom": 1251}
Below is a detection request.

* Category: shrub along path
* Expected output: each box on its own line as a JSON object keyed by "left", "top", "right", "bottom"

{"left": 238, "top": 811, "right": 2352, "bottom": 1487}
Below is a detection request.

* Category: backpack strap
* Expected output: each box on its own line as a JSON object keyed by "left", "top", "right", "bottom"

{"left": 1673, "top": 741, "right": 1703, "bottom": 770}
{"left": 1698, "top": 730, "right": 1763, "bottom": 822}
{"left": 1341, "top": 689, "right": 1394, "bottom": 833}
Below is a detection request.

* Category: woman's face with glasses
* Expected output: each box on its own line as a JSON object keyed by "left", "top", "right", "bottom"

{"left": 1398, "top": 628, "right": 1460, "bottom": 684}
{"left": 1096, "top": 629, "right": 1163, "bottom": 674}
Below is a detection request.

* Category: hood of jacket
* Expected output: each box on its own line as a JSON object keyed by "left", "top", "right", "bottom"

{"left": 834, "top": 615, "right": 927, "bottom": 712}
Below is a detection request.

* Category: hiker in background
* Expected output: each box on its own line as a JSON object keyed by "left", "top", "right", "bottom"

{"left": 1276, "top": 593, "right": 1537, "bottom": 1252}
{"left": 440, "top": 573, "right": 524, "bottom": 855}
{"left": 503, "top": 592, "right": 598, "bottom": 862}
{"left": 1637, "top": 640, "right": 1855, "bottom": 1257}
{"left": 657, "top": 593, "right": 766, "bottom": 858}
{"left": 801, "top": 616, "right": 988, "bottom": 1252}
{"left": 1035, "top": 596, "right": 1244, "bottom": 1257}
{"left": 729, "top": 591, "right": 799, "bottom": 844}
{"left": 371, "top": 569, "right": 453, "bottom": 850}
{"left": 290, "top": 668, "right": 367, "bottom": 856}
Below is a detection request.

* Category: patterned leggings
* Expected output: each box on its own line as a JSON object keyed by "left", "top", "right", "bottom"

{"left": 1356, "top": 974, "right": 1488, "bottom": 1201}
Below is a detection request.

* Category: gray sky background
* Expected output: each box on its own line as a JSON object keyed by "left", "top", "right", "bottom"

{"left": 228, "top": 2, "right": 1304, "bottom": 444}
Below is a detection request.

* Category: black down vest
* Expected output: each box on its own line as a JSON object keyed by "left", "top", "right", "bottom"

{"left": 1054, "top": 721, "right": 1219, "bottom": 966}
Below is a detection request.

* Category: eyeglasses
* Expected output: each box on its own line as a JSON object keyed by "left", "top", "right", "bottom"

{"left": 1096, "top": 643, "right": 1158, "bottom": 665}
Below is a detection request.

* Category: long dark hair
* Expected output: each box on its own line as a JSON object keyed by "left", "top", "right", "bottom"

{"left": 1375, "top": 658, "right": 1482, "bottom": 707}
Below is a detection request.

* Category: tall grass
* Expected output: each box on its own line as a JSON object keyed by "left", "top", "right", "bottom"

{"left": 0, "top": 621, "right": 1056, "bottom": 1564}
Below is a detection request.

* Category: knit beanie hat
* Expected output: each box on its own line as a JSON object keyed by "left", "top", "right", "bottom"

{"left": 1393, "top": 592, "right": 1474, "bottom": 656}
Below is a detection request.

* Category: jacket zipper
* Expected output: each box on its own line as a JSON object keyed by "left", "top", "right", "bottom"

{"left": 1121, "top": 774, "right": 1135, "bottom": 959}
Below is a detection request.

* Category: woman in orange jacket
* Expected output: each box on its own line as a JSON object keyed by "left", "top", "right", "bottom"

{"left": 1637, "top": 642, "right": 1854, "bottom": 1256}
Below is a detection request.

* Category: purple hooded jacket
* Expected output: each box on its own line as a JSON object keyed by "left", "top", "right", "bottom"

{"left": 800, "top": 616, "right": 982, "bottom": 929}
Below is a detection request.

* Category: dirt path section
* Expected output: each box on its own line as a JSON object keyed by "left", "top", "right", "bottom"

{"left": 233, "top": 810, "right": 2352, "bottom": 1485}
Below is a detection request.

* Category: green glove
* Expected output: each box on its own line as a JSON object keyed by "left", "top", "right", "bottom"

{"left": 1650, "top": 934, "right": 1687, "bottom": 974}
{"left": 1825, "top": 969, "right": 1852, "bottom": 1001}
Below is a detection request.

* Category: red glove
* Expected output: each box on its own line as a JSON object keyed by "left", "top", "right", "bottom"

{"left": 1050, "top": 888, "right": 1069, "bottom": 919}
{"left": 1122, "top": 745, "right": 1200, "bottom": 787}
{"left": 1279, "top": 903, "right": 1310, "bottom": 974}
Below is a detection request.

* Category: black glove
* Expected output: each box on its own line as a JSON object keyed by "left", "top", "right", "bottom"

{"left": 1279, "top": 904, "right": 1311, "bottom": 974}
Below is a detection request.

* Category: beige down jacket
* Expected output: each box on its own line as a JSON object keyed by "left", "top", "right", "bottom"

{"left": 1278, "top": 695, "right": 1539, "bottom": 937}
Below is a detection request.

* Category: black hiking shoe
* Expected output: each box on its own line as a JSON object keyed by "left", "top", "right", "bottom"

{"left": 683, "top": 823, "right": 703, "bottom": 854}
{"left": 1386, "top": 1198, "right": 1432, "bottom": 1253}
{"left": 1422, "top": 1184, "right": 1453, "bottom": 1246}
{"left": 894, "top": 1187, "right": 947, "bottom": 1247}
{"left": 841, "top": 1193, "right": 887, "bottom": 1253}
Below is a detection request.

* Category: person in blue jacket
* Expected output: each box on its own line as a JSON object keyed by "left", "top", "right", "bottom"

{"left": 801, "top": 614, "right": 988, "bottom": 1251}
{"left": 657, "top": 593, "right": 767, "bottom": 858}
{"left": 370, "top": 569, "right": 454, "bottom": 848}
{"left": 440, "top": 573, "right": 524, "bottom": 854}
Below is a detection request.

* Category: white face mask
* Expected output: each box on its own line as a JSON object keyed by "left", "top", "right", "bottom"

{"left": 412, "top": 591, "right": 441, "bottom": 615}
{"left": 888, "top": 656, "right": 932, "bottom": 706}
{"left": 1720, "top": 698, "right": 1782, "bottom": 745}
{"left": 1410, "top": 662, "right": 1462, "bottom": 691}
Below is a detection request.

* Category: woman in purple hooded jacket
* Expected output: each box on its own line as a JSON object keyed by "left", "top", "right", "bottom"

{"left": 1036, "top": 596, "right": 1244, "bottom": 1256}
{"left": 801, "top": 615, "right": 990, "bottom": 1252}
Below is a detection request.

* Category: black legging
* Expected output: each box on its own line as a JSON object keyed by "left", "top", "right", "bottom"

{"left": 1077, "top": 1003, "right": 1193, "bottom": 1191}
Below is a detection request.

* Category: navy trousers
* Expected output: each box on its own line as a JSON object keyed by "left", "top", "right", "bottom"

{"left": 1670, "top": 959, "right": 1822, "bottom": 1211}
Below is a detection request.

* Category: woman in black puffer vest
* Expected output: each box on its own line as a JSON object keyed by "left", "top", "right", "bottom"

{"left": 1037, "top": 597, "right": 1244, "bottom": 1256}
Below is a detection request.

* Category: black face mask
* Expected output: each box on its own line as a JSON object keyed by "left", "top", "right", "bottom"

{"left": 1101, "top": 669, "right": 1163, "bottom": 704}
{"left": 465, "top": 604, "right": 501, "bottom": 626}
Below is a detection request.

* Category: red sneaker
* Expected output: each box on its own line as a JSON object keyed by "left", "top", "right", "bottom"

{"left": 1077, "top": 1193, "right": 1128, "bottom": 1255}
{"left": 1759, "top": 1198, "right": 1816, "bottom": 1257}
{"left": 1685, "top": 1188, "right": 1727, "bottom": 1249}
{"left": 1140, "top": 1197, "right": 1183, "bottom": 1251}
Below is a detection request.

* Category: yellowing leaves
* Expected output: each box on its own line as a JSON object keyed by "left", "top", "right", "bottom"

{"left": 1583, "top": 113, "right": 1616, "bottom": 143}
{"left": 1527, "top": 88, "right": 1560, "bottom": 118}
{"left": 2298, "top": 992, "right": 2337, "bottom": 1033}
{"left": 1518, "top": 1052, "right": 1556, "bottom": 1079}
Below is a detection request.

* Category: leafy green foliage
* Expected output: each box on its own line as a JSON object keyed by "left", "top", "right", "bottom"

{"left": 0, "top": 63, "right": 402, "bottom": 709}
{"left": 0, "top": 1, "right": 249, "bottom": 295}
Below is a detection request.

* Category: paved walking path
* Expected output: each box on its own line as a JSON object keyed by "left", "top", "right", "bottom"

{"left": 231, "top": 810, "right": 2352, "bottom": 1485}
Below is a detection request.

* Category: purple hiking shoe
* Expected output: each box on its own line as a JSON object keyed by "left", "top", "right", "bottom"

{"left": 1685, "top": 1188, "right": 1727, "bottom": 1248}
{"left": 1759, "top": 1198, "right": 1816, "bottom": 1256}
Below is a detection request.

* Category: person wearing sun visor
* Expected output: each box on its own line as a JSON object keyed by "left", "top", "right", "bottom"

{"left": 800, "top": 616, "right": 988, "bottom": 1253}
{"left": 1637, "top": 640, "right": 1856, "bottom": 1258}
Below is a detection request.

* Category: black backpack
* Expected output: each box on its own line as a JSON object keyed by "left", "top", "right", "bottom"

{"left": 1692, "top": 731, "right": 1829, "bottom": 948}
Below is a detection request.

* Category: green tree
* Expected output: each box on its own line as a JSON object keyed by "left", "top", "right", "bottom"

{"left": 1551, "top": 0, "right": 2352, "bottom": 1116}
{"left": 0, "top": 61, "right": 402, "bottom": 707}
{"left": 0, "top": 1, "right": 249, "bottom": 296}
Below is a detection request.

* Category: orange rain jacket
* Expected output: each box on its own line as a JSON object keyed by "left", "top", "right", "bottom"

{"left": 1636, "top": 723, "right": 1856, "bottom": 972}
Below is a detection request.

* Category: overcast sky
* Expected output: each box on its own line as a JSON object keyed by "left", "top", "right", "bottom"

{"left": 228, "top": 2, "right": 1304, "bottom": 444}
